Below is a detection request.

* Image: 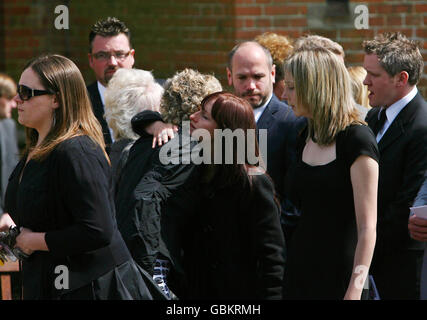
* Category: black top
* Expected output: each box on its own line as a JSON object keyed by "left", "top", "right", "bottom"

{"left": 5, "top": 135, "right": 130, "bottom": 299}
{"left": 284, "top": 124, "right": 379, "bottom": 299}
{"left": 184, "top": 173, "right": 286, "bottom": 300}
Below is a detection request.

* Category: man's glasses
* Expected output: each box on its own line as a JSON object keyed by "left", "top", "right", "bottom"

{"left": 92, "top": 50, "right": 132, "bottom": 62}
{"left": 17, "top": 84, "right": 53, "bottom": 101}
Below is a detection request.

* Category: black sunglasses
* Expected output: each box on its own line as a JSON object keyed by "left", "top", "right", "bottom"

{"left": 17, "top": 84, "right": 53, "bottom": 101}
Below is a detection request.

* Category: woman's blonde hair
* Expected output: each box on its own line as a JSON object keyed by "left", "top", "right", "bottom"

{"left": 285, "top": 48, "right": 363, "bottom": 145}
{"left": 160, "top": 68, "right": 222, "bottom": 125}
{"left": 254, "top": 32, "right": 293, "bottom": 83}
{"left": 347, "top": 66, "right": 371, "bottom": 109}
{"left": 0, "top": 73, "right": 17, "bottom": 99}
{"left": 104, "top": 68, "right": 163, "bottom": 140}
{"left": 23, "top": 54, "right": 108, "bottom": 161}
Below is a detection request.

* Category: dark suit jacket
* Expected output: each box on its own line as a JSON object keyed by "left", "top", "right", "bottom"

{"left": 87, "top": 81, "right": 113, "bottom": 148}
{"left": 0, "top": 118, "right": 19, "bottom": 212}
{"left": 257, "top": 94, "right": 306, "bottom": 232}
{"left": 366, "top": 92, "right": 427, "bottom": 253}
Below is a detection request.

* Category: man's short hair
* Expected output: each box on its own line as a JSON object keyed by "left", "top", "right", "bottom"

{"left": 362, "top": 32, "right": 423, "bottom": 86}
{"left": 227, "top": 41, "right": 273, "bottom": 71}
{"left": 89, "top": 17, "right": 131, "bottom": 52}
{"left": 294, "top": 34, "right": 345, "bottom": 58}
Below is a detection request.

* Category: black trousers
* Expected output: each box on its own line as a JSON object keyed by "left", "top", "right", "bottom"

{"left": 371, "top": 248, "right": 424, "bottom": 300}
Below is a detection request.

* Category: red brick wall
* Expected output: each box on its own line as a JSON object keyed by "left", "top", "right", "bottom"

{"left": 233, "top": 0, "right": 426, "bottom": 97}
{"left": 1, "top": 0, "right": 426, "bottom": 96}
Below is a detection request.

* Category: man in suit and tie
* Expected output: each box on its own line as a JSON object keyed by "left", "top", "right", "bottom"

{"left": 0, "top": 73, "right": 19, "bottom": 217}
{"left": 87, "top": 17, "right": 135, "bottom": 149}
{"left": 226, "top": 41, "right": 305, "bottom": 247}
{"left": 363, "top": 32, "right": 427, "bottom": 299}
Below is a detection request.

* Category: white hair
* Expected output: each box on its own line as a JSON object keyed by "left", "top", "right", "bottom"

{"left": 104, "top": 68, "right": 163, "bottom": 140}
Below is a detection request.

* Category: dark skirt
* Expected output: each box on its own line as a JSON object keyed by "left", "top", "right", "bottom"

{"left": 59, "top": 259, "right": 168, "bottom": 300}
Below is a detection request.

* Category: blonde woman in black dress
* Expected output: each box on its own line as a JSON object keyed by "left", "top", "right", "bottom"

{"left": 282, "top": 48, "right": 379, "bottom": 300}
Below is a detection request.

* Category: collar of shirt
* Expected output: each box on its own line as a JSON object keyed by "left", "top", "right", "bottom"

{"left": 253, "top": 94, "right": 273, "bottom": 123}
{"left": 97, "top": 81, "right": 107, "bottom": 106}
{"left": 376, "top": 86, "right": 418, "bottom": 142}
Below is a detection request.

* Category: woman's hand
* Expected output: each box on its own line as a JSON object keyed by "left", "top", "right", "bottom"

{"left": 146, "top": 121, "right": 178, "bottom": 148}
{"left": 14, "top": 227, "right": 36, "bottom": 256}
{"left": 0, "top": 213, "right": 15, "bottom": 232}
{"left": 15, "top": 228, "right": 49, "bottom": 256}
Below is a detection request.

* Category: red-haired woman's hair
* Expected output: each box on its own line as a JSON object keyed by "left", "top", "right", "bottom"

{"left": 200, "top": 91, "right": 261, "bottom": 188}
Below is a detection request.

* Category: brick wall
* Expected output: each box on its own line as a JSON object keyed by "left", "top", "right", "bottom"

{"left": 232, "top": 0, "right": 427, "bottom": 97}
{"left": 1, "top": 0, "right": 426, "bottom": 97}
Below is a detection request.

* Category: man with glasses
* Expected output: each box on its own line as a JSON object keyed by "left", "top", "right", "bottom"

{"left": 87, "top": 17, "right": 135, "bottom": 149}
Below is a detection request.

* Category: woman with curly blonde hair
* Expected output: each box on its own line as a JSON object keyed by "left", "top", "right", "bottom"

{"left": 160, "top": 68, "right": 222, "bottom": 125}
{"left": 255, "top": 32, "right": 293, "bottom": 100}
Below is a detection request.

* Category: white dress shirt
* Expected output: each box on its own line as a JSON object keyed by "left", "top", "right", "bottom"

{"left": 97, "top": 81, "right": 115, "bottom": 142}
{"left": 253, "top": 94, "right": 273, "bottom": 123}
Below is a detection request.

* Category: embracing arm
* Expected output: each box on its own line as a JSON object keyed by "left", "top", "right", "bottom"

{"left": 131, "top": 110, "right": 177, "bottom": 148}
{"left": 345, "top": 155, "right": 378, "bottom": 300}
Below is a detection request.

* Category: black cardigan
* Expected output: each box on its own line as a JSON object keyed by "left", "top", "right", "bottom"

{"left": 5, "top": 135, "right": 130, "bottom": 298}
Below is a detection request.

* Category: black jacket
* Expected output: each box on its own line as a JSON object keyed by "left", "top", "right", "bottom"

{"left": 185, "top": 173, "right": 285, "bottom": 299}
{"left": 5, "top": 136, "right": 130, "bottom": 298}
{"left": 87, "top": 81, "right": 113, "bottom": 148}
{"left": 115, "top": 111, "right": 200, "bottom": 286}
{"left": 366, "top": 93, "right": 427, "bottom": 252}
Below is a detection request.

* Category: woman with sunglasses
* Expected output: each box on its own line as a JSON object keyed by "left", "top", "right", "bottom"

{"left": 0, "top": 54, "right": 166, "bottom": 300}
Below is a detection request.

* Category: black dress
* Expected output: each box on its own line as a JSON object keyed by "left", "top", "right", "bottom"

{"left": 283, "top": 124, "right": 379, "bottom": 299}
{"left": 4, "top": 135, "right": 166, "bottom": 300}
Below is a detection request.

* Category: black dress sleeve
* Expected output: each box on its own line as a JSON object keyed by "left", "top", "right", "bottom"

{"left": 250, "top": 174, "right": 286, "bottom": 299}
{"left": 45, "top": 137, "right": 115, "bottom": 257}
{"left": 339, "top": 124, "right": 380, "bottom": 169}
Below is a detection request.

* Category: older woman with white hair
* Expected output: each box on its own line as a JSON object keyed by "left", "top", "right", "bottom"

{"left": 104, "top": 68, "right": 163, "bottom": 187}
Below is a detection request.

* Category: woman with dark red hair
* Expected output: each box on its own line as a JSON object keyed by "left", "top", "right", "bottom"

{"left": 184, "top": 92, "right": 285, "bottom": 299}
